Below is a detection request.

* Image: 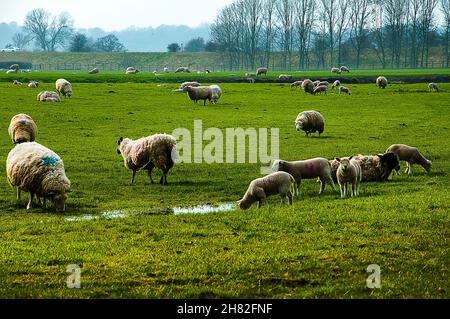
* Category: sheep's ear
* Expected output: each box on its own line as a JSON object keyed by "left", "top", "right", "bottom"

{"left": 376, "top": 153, "right": 384, "bottom": 159}
{"left": 335, "top": 158, "right": 341, "bottom": 162}
{"left": 349, "top": 156, "right": 353, "bottom": 160}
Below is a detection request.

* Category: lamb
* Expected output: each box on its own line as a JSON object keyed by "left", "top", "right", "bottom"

{"left": 88, "top": 68, "right": 99, "bottom": 74}
{"left": 126, "top": 67, "right": 139, "bottom": 74}
{"left": 272, "top": 158, "right": 336, "bottom": 195}
{"left": 376, "top": 76, "right": 388, "bottom": 89}
{"left": 179, "top": 81, "right": 201, "bottom": 92}
{"left": 209, "top": 85, "right": 222, "bottom": 104}
{"left": 237, "top": 172, "right": 297, "bottom": 210}
{"left": 8, "top": 114, "right": 38, "bottom": 144}
{"left": 294, "top": 111, "right": 325, "bottom": 137}
{"left": 28, "top": 81, "right": 39, "bottom": 88}
{"left": 428, "top": 83, "right": 440, "bottom": 92}
{"left": 331, "top": 67, "right": 342, "bottom": 74}
{"left": 13, "top": 80, "right": 22, "bottom": 85}
{"left": 340, "top": 66, "right": 350, "bottom": 73}
{"left": 301, "top": 79, "right": 315, "bottom": 94}
{"left": 279, "top": 74, "right": 292, "bottom": 81}
{"left": 116, "top": 134, "right": 177, "bottom": 185}
{"left": 55, "top": 78, "right": 73, "bottom": 98}
{"left": 175, "top": 67, "right": 190, "bottom": 73}
{"left": 256, "top": 67, "right": 268, "bottom": 76}
{"left": 339, "top": 86, "right": 352, "bottom": 95}
{"left": 335, "top": 157, "right": 362, "bottom": 198}
{"left": 313, "top": 85, "right": 328, "bottom": 95}
{"left": 331, "top": 80, "right": 341, "bottom": 91}
{"left": 37, "top": 91, "right": 61, "bottom": 102}
{"left": 385, "top": 144, "right": 432, "bottom": 175}
{"left": 186, "top": 86, "right": 212, "bottom": 106}
{"left": 290, "top": 80, "right": 303, "bottom": 88}
{"left": 6, "top": 142, "right": 71, "bottom": 212}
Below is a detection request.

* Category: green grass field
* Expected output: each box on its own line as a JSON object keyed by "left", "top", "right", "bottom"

{"left": 0, "top": 77, "right": 449, "bottom": 298}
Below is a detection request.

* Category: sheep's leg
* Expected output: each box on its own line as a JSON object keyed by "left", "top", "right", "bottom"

{"left": 407, "top": 163, "right": 413, "bottom": 175}
{"left": 43, "top": 197, "right": 47, "bottom": 208}
{"left": 27, "top": 192, "right": 35, "bottom": 210}
{"left": 203, "top": 99, "right": 206, "bottom": 106}
{"left": 16, "top": 187, "right": 21, "bottom": 201}
{"left": 319, "top": 178, "right": 325, "bottom": 194}
{"left": 351, "top": 182, "right": 357, "bottom": 197}
{"left": 339, "top": 184, "right": 345, "bottom": 199}
{"left": 131, "top": 170, "right": 136, "bottom": 184}
{"left": 145, "top": 163, "right": 155, "bottom": 183}
{"left": 287, "top": 192, "right": 293, "bottom": 205}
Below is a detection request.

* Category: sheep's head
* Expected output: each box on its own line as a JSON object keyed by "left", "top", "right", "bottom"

{"left": 116, "top": 137, "right": 124, "bottom": 154}
{"left": 295, "top": 120, "right": 303, "bottom": 131}
{"left": 336, "top": 157, "right": 353, "bottom": 172}
{"left": 236, "top": 199, "right": 251, "bottom": 210}
{"left": 377, "top": 152, "right": 400, "bottom": 171}
{"left": 47, "top": 190, "right": 71, "bottom": 212}
{"left": 424, "top": 160, "right": 432, "bottom": 173}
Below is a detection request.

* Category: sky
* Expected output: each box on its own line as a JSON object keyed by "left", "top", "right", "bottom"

{"left": 0, "top": 0, "right": 235, "bottom": 31}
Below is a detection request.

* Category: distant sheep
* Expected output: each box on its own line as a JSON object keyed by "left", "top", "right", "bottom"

{"left": 256, "top": 67, "right": 268, "bottom": 76}
{"left": 331, "top": 67, "right": 341, "bottom": 74}
{"left": 339, "top": 86, "right": 352, "bottom": 95}
{"left": 279, "top": 74, "right": 292, "bottom": 81}
{"left": 116, "top": 134, "right": 177, "bottom": 185}
{"left": 386, "top": 144, "right": 432, "bottom": 175}
{"left": 6, "top": 142, "right": 71, "bottom": 211}
{"left": 428, "top": 83, "right": 440, "bottom": 92}
{"left": 28, "top": 81, "right": 39, "bottom": 88}
{"left": 237, "top": 172, "right": 297, "bottom": 210}
{"left": 164, "top": 67, "right": 169, "bottom": 73}
{"left": 294, "top": 110, "right": 325, "bottom": 137}
{"left": 179, "top": 81, "right": 201, "bottom": 92}
{"left": 340, "top": 66, "right": 350, "bottom": 73}
{"left": 290, "top": 80, "right": 303, "bottom": 88}
{"left": 175, "top": 67, "right": 190, "bottom": 73}
{"left": 55, "top": 79, "right": 73, "bottom": 98}
{"left": 376, "top": 76, "right": 388, "bottom": 89}
{"left": 13, "top": 80, "right": 22, "bottom": 85}
{"left": 335, "top": 157, "right": 362, "bottom": 198}
{"left": 9, "top": 64, "right": 20, "bottom": 70}
{"left": 209, "top": 85, "right": 222, "bottom": 104}
{"left": 37, "top": 91, "right": 61, "bottom": 102}
{"left": 205, "top": 69, "right": 211, "bottom": 73}
{"left": 6, "top": 69, "right": 17, "bottom": 74}
{"left": 331, "top": 80, "right": 341, "bottom": 91}
{"left": 301, "top": 79, "right": 315, "bottom": 94}
{"left": 245, "top": 73, "right": 257, "bottom": 77}
{"left": 89, "top": 68, "right": 99, "bottom": 74}
{"left": 126, "top": 67, "right": 139, "bottom": 74}
{"left": 313, "top": 85, "right": 328, "bottom": 95}
{"left": 246, "top": 78, "right": 256, "bottom": 84}
{"left": 8, "top": 114, "right": 37, "bottom": 144}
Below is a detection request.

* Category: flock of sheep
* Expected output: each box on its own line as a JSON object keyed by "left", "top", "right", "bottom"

{"left": 4, "top": 66, "right": 436, "bottom": 212}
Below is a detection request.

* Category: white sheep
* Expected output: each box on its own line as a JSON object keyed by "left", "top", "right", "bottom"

{"left": 331, "top": 67, "right": 341, "bottom": 74}
{"left": 331, "top": 80, "right": 341, "bottom": 91}
{"left": 376, "top": 76, "right": 388, "bottom": 89}
{"left": 245, "top": 73, "right": 257, "bottom": 77}
{"left": 256, "top": 67, "right": 268, "bottom": 76}
{"left": 37, "top": 91, "right": 61, "bottom": 102}
{"left": 335, "top": 157, "right": 362, "bottom": 198}
{"left": 385, "top": 144, "right": 432, "bottom": 175}
{"left": 209, "top": 85, "right": 222, "bottom": 104}
{"left": 164, "top": 67, "right": 169, "bottom": 73}
{"left": 272, "top": 158, "right": 336, "bottom": 195}
{"left": 179, "top": 81, "right": 201, "bottom": 92}
{"left": 294, "top": 110, "right": 325, "bottom": 137}
{"left": 279, "top": 74, "right": 292, "bottom": 81}
{"left": 8, "top": 114, "right": 38, "bottom": 144}
{"left": 428, "top": 83, "right": 440, "bottom": 92}
{"left": 339, "top": 86, "right": 352, "bottom": 95}
{"left": 237, "top": 171, "right": 297, "bottom": 210}
{"left": 55, "top": 79, "right": 73, "bottom": 98}
{"left": 89, "top": 68, "right": 99, "bottom": 74}
{"left": 246, "top": 78, "right": 256, "bottom": 84}
{"left": 116, "top": 134, "right": 177, "bottom": 185}
{"left": 313, "top": 80, "right": 321, "bottom": 87}
{"left": 175, "top": 67, "right": 190, "bottom": 73}
{"left": 6, "top": 142, "right": 71, "bottom": 211}
{"left": 13, "top": 80, "right": 22, "bottom": 85}
{"left": 126, "top": 67, "right": 139, "bottom": 74}
{"left": 340, "top": 66, "right": 350, "bottom": 73}
{"left": 301, "top": 79, "right": 315, "bottom": 94}
{"left": 313, "top": 85, "right": 328, "bottom": 95}
{"left": 28, "top": 81, "right": 39, "bottom": 88}
{"left": 290, "top": 80, "right": 303, "bottom": 88}
{"left": 6, "top": 69, "right": 18, "bottom": 74}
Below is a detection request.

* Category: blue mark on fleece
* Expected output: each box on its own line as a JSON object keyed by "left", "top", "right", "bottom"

{"left": 41, "top": 156, "right": 59, "bottom": 166}
{"left": 19, "top": 120, "right": 28, "bottom": 125}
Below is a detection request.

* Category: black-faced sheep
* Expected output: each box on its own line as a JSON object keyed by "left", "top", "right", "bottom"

{"left": 126, "top": 67, "right": 139, "bottom": 74}
{"left": 385, "top": 144, "right": 432, "bottom": 175}
{"left": 294, "top": 111, "right": 325, "bottom": 137}
{"left": 6, "top": 142, "right": 71, "bottom": 211}
{"left": 116, "top": 134, "right": 177, "bottom": 185}
{"left": 376, "top": 76, "right": 388, "bottom": 89}
{"left": 8, "top": 114, "right": 37, "bottom": 144}
{"left": 55, "top": 79, "right": 73, "bottom": 98}
{"left": 335, "top": 157, "right": 362, "bottom": 198}
{"left": 237, "top": 172, "right": 297, "bottom": 210}
{"left": 28, "top": 81, "right": 39, "bottom": 88}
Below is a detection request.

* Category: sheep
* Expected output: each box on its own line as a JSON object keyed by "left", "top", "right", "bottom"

{"left": 385, "top": 144, "right": 432, "bottom": 175}
{"left": 164, "top": 67, "right": 169, "bottom": 73}
{"left": 209, "top": 85, "right": 222, "bottom": 104}
{"left": 335, "top": 157, "right": 362, "bottom": 198}
{"left": 9, "top": 64, "right": 20, "bottom": 70}
{"left": 290, "top": 80, "right": 303, "bottom": 88}
{"left": 179, "top": 81, "right": 201, "bottom": 92}
{"left": 237, "top": 171, "right": 297, "bottom": 210}
{"left": 186, "top": 86, "right": 212, "bottom": 106}
{"left": 428, "top": 83, "right": 440, "bottom": 92}
{"left": 28, "top": 81, "right": 39, "bottom": 88}
{"left": 6, "top": 69, "right": 17, "bottom": 74}
{"left": 175, "top": 67, "right": 190, "bottom": 73}
{"left": 21, "top": 69, "right": 32, "bottom": 73}
{"left": 331, "top": 67, "right": 342, "bottom": 74}
{"left": 256, "top": 67, "right": 268, "bottom": 76}
{"left": 301, "top": 79, "right": 315, "bottom": 94}
{"left": 116, "top": 134, "right": 177, "bottom": 185}
{"left": 89, "top": 67, "right": 99, "bottom": 74}
{"left": 318, "top": 81, "right": 329, "bottom": 87}
{"left": 13, "top": 80, "right": 22, "bottom": 85}
{"left": 245, "top": 73, "right": 257, "bottom": 77}
{"left": 339, "top": 86, "right": 352, "bottom": 95}
{"left": 126, "top": 67, "right": 139, "bottom": 74}
{"left": 6, "top": 142, "right": 71, "bottom": 212}
{"left": 37, "top": 91, "right": 61, "bottom": 102}
{"left": 279, "top": 74, "right": 292, "bottom": 81}
{"left": 329, "top": 152, "right": 400, "bottom": 182}
{"left": 376, "top": 76, "right": 388, "bottom": 89}
{"left": 313, "top": 85, "right": 328, "bottom": 95}
{"left": 272, "top": 158, "right": 336, "bottom": 196}
{"left": 8, "top": 114, "right": 38, "bottom": 144}
{"left": 331, "top": 80, "right": 341, "bottom": 91}
{"left": 246, "top": 78, "right": 256, "bottom": 84}
{"left": 294, "top": 110, "right": 325, "bottom": 137}
{"left": 55, "top": 79, "right": 73, "bottom": 98}
{"left": 340, "top": 66, "right": 350, "bottom": 73}
{"left": 313, "top": 80, "right": 321, "bottom": 87}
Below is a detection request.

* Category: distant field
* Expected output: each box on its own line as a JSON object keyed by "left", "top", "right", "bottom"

{"left": 0, "top": 79, "right": 448, "bottom": 298}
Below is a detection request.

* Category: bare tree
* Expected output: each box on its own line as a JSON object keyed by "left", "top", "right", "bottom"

{"left": 419, "top": 0, "right": 438, "bottom": 67}
{"left": 349, "top": 0, "right": 371, "bottom": 68}
{"left": 293, "top": 0, "right": 315, "bottom": 70}
{"left": 383, "top": 0, "right": 408, "bottom": 68}
{"left": 336, "top": 0, "right": 351, "bottom": 66}
{"left": 371, "top": 1, "right": 387, "bottom": 68}
{"left": 408, "top": 0, "right": 422, "bottom": 68}
{"left": 243, "top": 0, "right": 263, "bottom": 69}
{"left": 12, "top": 33, "right": 32, "bottom": 50}
{"left": 441, "top": 0, "right": 450, "bottom": 67}
{"left": 320, "top": 0, "right": 338, "bottom": 66}
{"left": 262, "top": 0, "right": 276, "bottom": 68}
{"left": 276, "top": 0, "right": 295, "bottom": 70}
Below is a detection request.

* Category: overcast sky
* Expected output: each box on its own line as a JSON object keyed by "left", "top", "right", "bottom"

{"left": 0, "top": 0, "right": 234, "bottom": 31}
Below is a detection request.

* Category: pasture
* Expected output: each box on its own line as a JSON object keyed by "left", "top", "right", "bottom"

{"left": 0, "top": 76, "right": 449, "bottom": 298}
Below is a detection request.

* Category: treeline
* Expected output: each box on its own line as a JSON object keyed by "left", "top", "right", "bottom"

{"left": 209, "top": 0, "right": 450, "bottom": 70}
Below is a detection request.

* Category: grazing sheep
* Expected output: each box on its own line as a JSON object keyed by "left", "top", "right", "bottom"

{"left": 335, "top": 157, "right": 362, "bottom": 198}
{"left": 55, "top": 79, "right": 73, "bottom": 98}
{"left": 279, "top": 74, "right": 292, "bottom": 81}
{"left": 6, "top": 69, "right": 17, "bottom": 74}
{"left": 175, "top": 67, "right": 190, "bottom": 73}
{"left": 272, "top": 158, "right": 336, "bottom": 195}
{"left": 116, "top": 134, "right": 177, "bottom": 185}
{"left": 331, "top": 67, "right": 342, "bottom": 74}
{"left": 237, "top": 171, "right": 297, "bottom": 210}
{"left": 186, "top": 86, "right": 212, "bottom": 106}
{"left": 313, "top": 80, "right": 321, "bottom": 87}
{"left": 209, "top": 85, "right": 222, "bottom": 104}
{"left": 6, "top": 142, "right": 71, "bottom": 212}
{"left": 331, "top": 80, "right": 341, "bottom": 91}
{"left": 179, "top": 81, "right": 201, "bottom": 92}
{"left": 28, "top": 81, "right": 39, "bottom": 88}
{"left": 290, "top": 80, "right": 303, "bottom": 88}
{"left": 386, "top": 144, "right": 432, "bottom": 175}
{"left": 294, "top": 110, "right": 325, "bottom": 137}
{"left": 428, "top": 83, "right": 440, "bottom": 92}
{"left": 246, "top": 78, "right": 256, "bottom": 84}
{"left": 8, "top": 114, "right": 37, "bottom": 144}
{"left": 340, "top": 66, "right": 350, "bottom": 73}
{"left": 37, "top": 91, "right": 61, "bottom": 102}
{"left": 301, "top": 79, "right": 315, "bottom": 94}
{"left": 313, "top": 85, "right": 328, "bottom": 95}
{"left": 339, "top": 86, "right": 352, "bottom": 95}
{"left": 330, "top": 153, "right": 400, "bottom": 182}
{"left": 164, "top": 67, "right": 169, "bottom": 73}
{"left": 376, "top": 76, "right": 388, "bottom": 89}
{"left": 13, "top": 80, "right": 22, "bottom": 85}
{"left": 256, "top": 67, "right": 268, "bottom": 76}
{"left": 126, "top": 67, "right": 139, "bottom": 74}
{"left": 89, "top": 68, "right": 99, "bottom": 74}
{"left": 318, "top": 81, "right": 329, "bottom": 87}
{"left": 9, "top": 64, "right": 20, "bottom": 70}
{"left": 245, "top": 73, "right": 257, "bottom": 77}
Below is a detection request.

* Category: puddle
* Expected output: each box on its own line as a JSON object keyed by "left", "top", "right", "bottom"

{"left": 65, "top": 210, "right": 127, "bottom": 222}
{"left": 173, "top": 203, "right": 235, "bottom": 215}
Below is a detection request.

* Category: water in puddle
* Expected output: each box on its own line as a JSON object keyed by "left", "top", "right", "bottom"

{"left": 173, "top": 203, "right": 235, "bottom": 215}
{"left": 65, "top": 210, "right": 127, "bottom": 222}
